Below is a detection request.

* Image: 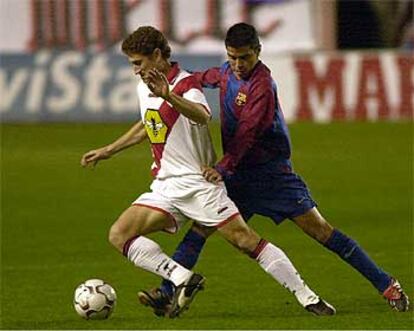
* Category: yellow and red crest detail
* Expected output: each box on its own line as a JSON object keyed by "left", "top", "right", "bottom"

{"left": 144, "top": 109, "right": 168, "bottom": 144}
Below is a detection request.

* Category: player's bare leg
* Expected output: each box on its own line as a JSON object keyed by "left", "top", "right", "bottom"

{"left": 191, "top": 222, "right": 216, "bottom": 238}
{"left": 109, "top": 206, "right": 170, "bottom": 251}
{"left": 109, "top": 206, "right": 205, "bottom": 317}
{"left": 293, "top": 207, "right": 409, "bottom": 312}
{"left": 217, "top": 215, "right": 335, "bottom": 315}
{"left": 291, "top": 207, "right": 334, "bottom": 243}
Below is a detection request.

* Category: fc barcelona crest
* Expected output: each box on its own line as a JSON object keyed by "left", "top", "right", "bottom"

{"left": 235, "top": 92, "right": 247, "bottom": 106}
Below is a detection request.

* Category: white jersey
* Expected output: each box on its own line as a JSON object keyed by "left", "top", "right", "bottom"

{"left": 137, "top": 63, "right": 216, "bottom": 179}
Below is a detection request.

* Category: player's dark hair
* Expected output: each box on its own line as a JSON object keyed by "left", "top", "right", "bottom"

{"left": 122, "top": 26, "right": 171, "bottom": 59}
{"left": 225, "top": 23, "right": 261, "bottom": 51}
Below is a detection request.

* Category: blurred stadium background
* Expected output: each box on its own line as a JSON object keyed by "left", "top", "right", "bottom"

{"left": 1, "top": 0, "right": 413, "bottom": 329}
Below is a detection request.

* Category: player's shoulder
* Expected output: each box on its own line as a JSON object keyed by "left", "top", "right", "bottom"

{"left": 248, "top": 62, "right": 274, "bottom": 93}
{"left": 176, "top": 68, "right": 192, "bottom": 80}
{"left": 251, "top": 61, "right": 272, "bottom": 83}
{"left": 173, "top": 69, "right": 203, "bottom": 94}
{"left": 220, "top": 62, "right": 232, "bottom": 76}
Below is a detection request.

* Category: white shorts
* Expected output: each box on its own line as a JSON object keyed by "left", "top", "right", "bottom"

{"left": 132, "top": 175, "right": 240, "bottom": 233}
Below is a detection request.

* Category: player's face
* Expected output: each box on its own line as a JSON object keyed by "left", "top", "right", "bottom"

{"left": 226, "top": 45, "right": 260, "bottom": 80}
{"left": 128, "top": 52, "right": 158, "bottom": 84}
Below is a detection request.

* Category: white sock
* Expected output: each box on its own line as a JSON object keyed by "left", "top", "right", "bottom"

{"left": 256, "top": 242, "right": 319, "bottom": 307}
{"left": 125, "top": 236, "right": 192, "bottom": 286}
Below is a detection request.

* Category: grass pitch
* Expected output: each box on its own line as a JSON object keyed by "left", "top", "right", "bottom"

{"left": 1, "top": 121, "right": 413, "bottom": 329}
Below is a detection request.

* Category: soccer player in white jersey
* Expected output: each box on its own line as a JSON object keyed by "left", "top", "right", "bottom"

{"left": 81, "top": 26, "right": 335, "bottom": 318}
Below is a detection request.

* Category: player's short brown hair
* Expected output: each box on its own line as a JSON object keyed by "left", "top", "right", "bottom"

{"left": 122, "top": 26, "right": 171, "bottom": 59}
{"left": 225, "top": 22, "right": 261, "bottom": 51}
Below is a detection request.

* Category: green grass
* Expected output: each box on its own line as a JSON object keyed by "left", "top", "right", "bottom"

{"left": 1, "top": 121, "right": 413, "bottom": 329}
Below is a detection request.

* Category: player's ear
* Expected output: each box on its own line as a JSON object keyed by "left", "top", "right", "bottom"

{"left": 153, "top": 48, "right": 162, "bottom": 61}
{"left": 255, "top": 44, "right": 261, "bottom": 56}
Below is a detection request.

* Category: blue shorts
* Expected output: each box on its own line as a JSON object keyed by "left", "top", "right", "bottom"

{"left": 224, "top": 170, "right": 317, "bottom": 224}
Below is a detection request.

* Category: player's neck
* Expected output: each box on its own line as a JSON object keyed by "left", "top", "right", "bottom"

{"left": 158, "top": 61, "right": 171, "bottom": 76}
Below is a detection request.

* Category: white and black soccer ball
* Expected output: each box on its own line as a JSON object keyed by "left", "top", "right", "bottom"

{"left": 73, "top": 279, "right": 117, "bottom": 320}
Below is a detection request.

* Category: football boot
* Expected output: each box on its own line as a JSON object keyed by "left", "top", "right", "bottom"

{"left": 305, "top": 299, "right": 336, "bottom": 316}
{"left": 382, "top": 278, "right": 409, "bottom": 312}
{"left": 138, "top": 288, "right": 171, "bottom": 317}
{"left": 169, "top": 273, "right": 205, "bottom": 318}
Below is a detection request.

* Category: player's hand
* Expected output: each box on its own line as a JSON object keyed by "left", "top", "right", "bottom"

{"left": 201, "top": 166, "right": 222, "bottom": 184}
{"left": 80, "top": 147, "right": 111, "bottom": 168}
{"left": 146, "top": 69, "right": 170, "bottom": 99}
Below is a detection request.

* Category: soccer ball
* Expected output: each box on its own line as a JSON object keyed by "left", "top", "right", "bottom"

{"left": 73, "top": 279, "right": 117, "bottom": 320}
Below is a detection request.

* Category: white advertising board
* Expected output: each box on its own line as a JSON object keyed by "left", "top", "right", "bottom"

{"left": 0, "top": 0, "right": 317, "bottom": 54}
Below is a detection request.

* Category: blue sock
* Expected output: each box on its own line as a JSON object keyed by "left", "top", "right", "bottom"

{"left": 325, "top": 229, "right": 391, "bottom": 292}
{"left": 160, "top": 229, "right": 206, "bottom": 298}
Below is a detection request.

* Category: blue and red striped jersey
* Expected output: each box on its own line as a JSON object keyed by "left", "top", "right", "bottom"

{"left": 193, "top": 61, "right": 292, "bottom": 177}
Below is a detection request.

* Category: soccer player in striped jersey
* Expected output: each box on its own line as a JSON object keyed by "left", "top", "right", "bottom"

{"left": 81, "top": 26, "right": 335, "bottom": 318}
{"left": 139, "top": 23, "right": 409, "bottom": 314}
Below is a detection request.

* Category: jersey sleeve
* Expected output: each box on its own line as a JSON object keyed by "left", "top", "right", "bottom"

{"left": 215, "top": 80, "right": 275, "bottom": 176}
{"left": 174, "top": 75, "right": 211, "bottom": 118}
{"left": 183, "top": 88, "right": 211, "bottom": 115}
{"left": 193, "top": 67, "right": 221, "bottom": 88}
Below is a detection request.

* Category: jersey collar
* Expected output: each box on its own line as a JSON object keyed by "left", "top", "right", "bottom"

{"left": 243, "top": 60, "right": 263, "bottom": 80}
{"left": 166, "top": 62, "right": 180, "bottom": 84}
{"left": 228, "top": 60, "right": 263, "bottom": 81}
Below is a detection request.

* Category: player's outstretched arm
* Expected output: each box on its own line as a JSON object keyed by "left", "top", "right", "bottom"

{"left": 192, "top": 67, "right": 221, "bottom": 89}
{"left": 80, "top": 120, "right": 147, "bottom": 168}
{"left": 146, "top": 69, "right": 210, "bottom": 125}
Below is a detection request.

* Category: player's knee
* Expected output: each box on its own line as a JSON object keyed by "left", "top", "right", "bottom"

{"left": 318, "top": 222, "right": 334, "bottom": 243}
{"left": 227, "top": 228, "right": 260, "bottom": 254}
{"left": 236, "top": 238, "right": 257, "bottom": 254}
{"left": 108, "top": 224, "right": 128, "bottom": 252}
{"left": 295, "top": 209, "right": 334, "bottom": 244}
{"left": 192, "top": 223, "right": 215, "bottom": 238}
